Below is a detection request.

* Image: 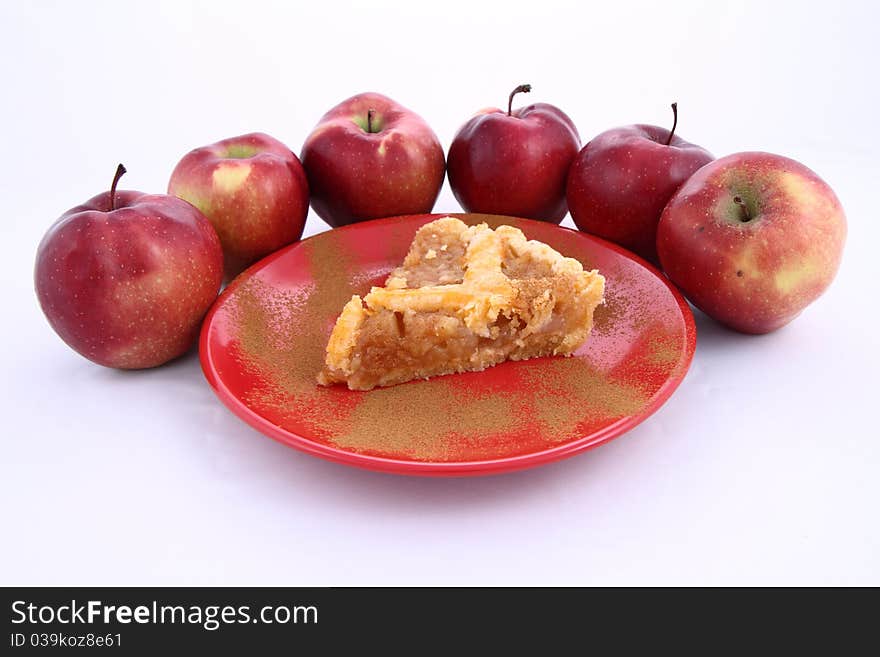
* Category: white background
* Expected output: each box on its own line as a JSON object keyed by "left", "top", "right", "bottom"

{"left": 1, "top": 0, "right": 878, "bottom": 585}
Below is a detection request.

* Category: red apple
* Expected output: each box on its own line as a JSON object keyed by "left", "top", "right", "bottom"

{"left": 656, "top": 152, "right": 847, "bottom": 334}
{"left": 300, "top": 92, "right": 445, "bottom": 227}
{"left": 567, "top": 103, "right": 713, "bottom": 262}
{"left": 168, "top": 132, "right": 309, "bottom": 280}
{"left": 35, "top": 165, "right": 223, "bottom": 369}
{"left": 447, "top": 84, "right": 581, "bottom": 223}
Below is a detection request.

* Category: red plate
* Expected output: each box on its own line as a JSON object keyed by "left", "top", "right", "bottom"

{"left": 200, "top": 213, "right": 696, "bottom": 476}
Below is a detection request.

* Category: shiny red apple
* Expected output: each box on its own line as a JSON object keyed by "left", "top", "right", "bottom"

{"left": 657, "top": 152, "right": 847, "bottom": 334}
{"left": 447, "top": 84, "right": 581, "bottom": 223}
{"left": 300, "top": 92, "right": 445, "bottom": 227}
{"left": 567, "top": 104, "right": 713, "bottom": 262}
{"left": 168, "top": 132, "right": 309, "bottom": 280}
{"left": 35, "top": 165, "right": 224, "bottom": 369}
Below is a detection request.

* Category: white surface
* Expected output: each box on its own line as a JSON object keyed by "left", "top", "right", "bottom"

{"left": 1, "top": 0, "right": 878, "bottom": 586}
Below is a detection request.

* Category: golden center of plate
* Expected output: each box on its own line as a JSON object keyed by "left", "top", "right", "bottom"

{"left": 226, "top": 218, "right": 677, "bottom": 462}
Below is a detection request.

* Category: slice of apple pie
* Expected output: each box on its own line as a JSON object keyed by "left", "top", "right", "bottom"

{"left": 318, "top": 217, "right": 605, "bottom": 390}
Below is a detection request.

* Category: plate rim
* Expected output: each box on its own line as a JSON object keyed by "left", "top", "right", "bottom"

{"left": 199, "top": 213, "right": 697, "bottom": 477}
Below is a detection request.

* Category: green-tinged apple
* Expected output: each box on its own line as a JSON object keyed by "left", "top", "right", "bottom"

{"left": 300, "top": 92, "right": 445, "bottom": 227}
{"left": 35, "top": 165, "right": 224, "bottom": 369}
{"left": 168, "top": 132, "right": 309, "bottom": 280}
{"left": 448, "top": 84, "right": 581, "bottom": 223}
{"left": 656, "top": 152, "right": 846, "bottom": 334}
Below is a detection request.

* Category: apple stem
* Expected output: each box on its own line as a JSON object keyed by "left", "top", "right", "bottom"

{"left": 367, "top": 108, "right": 375, "bottom": 134}
{"left": 733, "top": 195, "right": 752, "bottom": 221}
{"left": 508, "top": 84, "right": 532, "bottom": 116}
{"left": 665, "top": 102, "right": 678, "bottom": 146}
{"left": 110, "top": 164, "right": 126, "bottom": 211}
